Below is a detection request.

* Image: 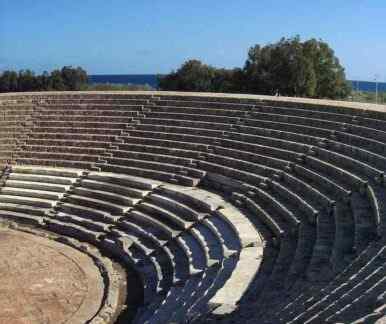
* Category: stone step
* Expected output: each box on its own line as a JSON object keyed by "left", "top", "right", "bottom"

{"left": 55, "top": 212, "right": 111, "bottom": 232}
{"left": 0, "top": 194, "right": 55, "bottom": 208}
{"left": 137, "top": 202, "right": 194, "bottom": 230}
{"left": 11, "top": 165, "right": 84, "bottom": 178}
{"left": 0, "top": 186, "right": 63, "bottom": 200}
{"left": 65, "top": 194, "right": 129, "bottom": 215}
{"left": 8, "top": 172, "right": 78, "bottom": 185}
{"left": 88, "top": 171, "right": 161, "bottom": 190}
{"left": 57, "top": 202, "right": 119, "bottom": 223}
{"left": 148, "top": 193, "right": 202, "bottom": 221}
{"left": 0, "top": 210, "right": 45, "bottom": 226}
{"left": 0, "top": 203, "right": 49, "bottom": 216}
{"left": 44, "top": 218, "right": 102, "bottom": 244}
{"left": 125, "top": 209, "right": 181, "bottom": 239}
{"left": 5, "top": 179, "right": 70, "bottom": 193}
{"left": 72, "top": 186, "right": 140, "bottom": 207}
{"left": 81, "top": 178, "right": 148, "bottom": 199}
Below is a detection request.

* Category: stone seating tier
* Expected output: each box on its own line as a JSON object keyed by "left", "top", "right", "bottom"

{"left": 0, "top": 91, "right": 386, "bottom": 324}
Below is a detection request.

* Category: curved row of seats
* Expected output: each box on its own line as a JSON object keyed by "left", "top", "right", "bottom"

{"left": 0, "top": 165, "right": 261, "bottom": 324}
{"left": 0, "top": 92, "right": 385, "bottom": 323}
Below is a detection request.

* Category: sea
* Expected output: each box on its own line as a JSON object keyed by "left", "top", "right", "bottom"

{"left": 89, "top": 75, "right": 386, "bottom": 93}
{"left": 350, "top": 80, "right": 386, "bottom": 93}
{"left": 89, "top": 75, "right": 159, "bottom": 89}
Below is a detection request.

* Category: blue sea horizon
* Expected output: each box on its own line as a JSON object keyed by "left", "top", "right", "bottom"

{"left": 89, "top": 74, "right": 386, "bottom": 93}
{"left": 89, "top": 74, "right": 159, "bottom": 89}
{"left": 350, "top": 80, "right": 386, "bottom": 93}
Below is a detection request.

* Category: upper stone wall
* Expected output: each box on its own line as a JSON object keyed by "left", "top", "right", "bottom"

{"left": 0, "top": 91, "right": 385, "bottom": 113}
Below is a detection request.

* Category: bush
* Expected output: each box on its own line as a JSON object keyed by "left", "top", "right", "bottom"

{"left": 158, "top": 60, "right": 244, "bottom": 94}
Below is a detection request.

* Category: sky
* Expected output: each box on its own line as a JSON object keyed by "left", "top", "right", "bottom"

{"left": 0, "top": 0, "right": 385, "bottom": 81}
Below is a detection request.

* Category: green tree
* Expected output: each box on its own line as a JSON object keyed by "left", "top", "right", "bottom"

{"left": 303, "top": 39, "right": 351, "bottom": 99}
{"left": 18, "top": 70, "right": 37, "bottom": 91}
{"left": 36, "top": 71, "right": 50, "bottom": 90}
{"left": 244, "top": 36, "right": 351, "bottom": 99}
{"left": 61, "top": 66, "right": 88, "bottom": 90}
{"left": 160, "top": 36, "right": 351, "bottom": 99}
{"left": 159, "top": 60, "right": 216, "bottom": 92}
{"left": 159, "top": 60, "right": 244, "bottom": 93}
{"left": 0, "top": 66, "right": 89, "bottom": 92}
{"left": 0, "top": 71, "right": 18, "bottom": 92}
{"left": 212, "top": 68, "right": 245, "bottom": 93}
{"left": 48, "top": 69, "right": 66, "bottom": 90}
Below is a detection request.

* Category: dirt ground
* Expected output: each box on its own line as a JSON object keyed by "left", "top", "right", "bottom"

{"left": 0, "top": 228, "right": 104, "bottom": 324}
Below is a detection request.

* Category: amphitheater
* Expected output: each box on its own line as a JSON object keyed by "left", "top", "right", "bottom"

{"left": 0, "top": 91, "right": 386, "bottom": 324}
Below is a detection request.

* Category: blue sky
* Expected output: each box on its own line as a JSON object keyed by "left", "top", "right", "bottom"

{"left": 0, "top": 0, "right": 385, "bottom": 81}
